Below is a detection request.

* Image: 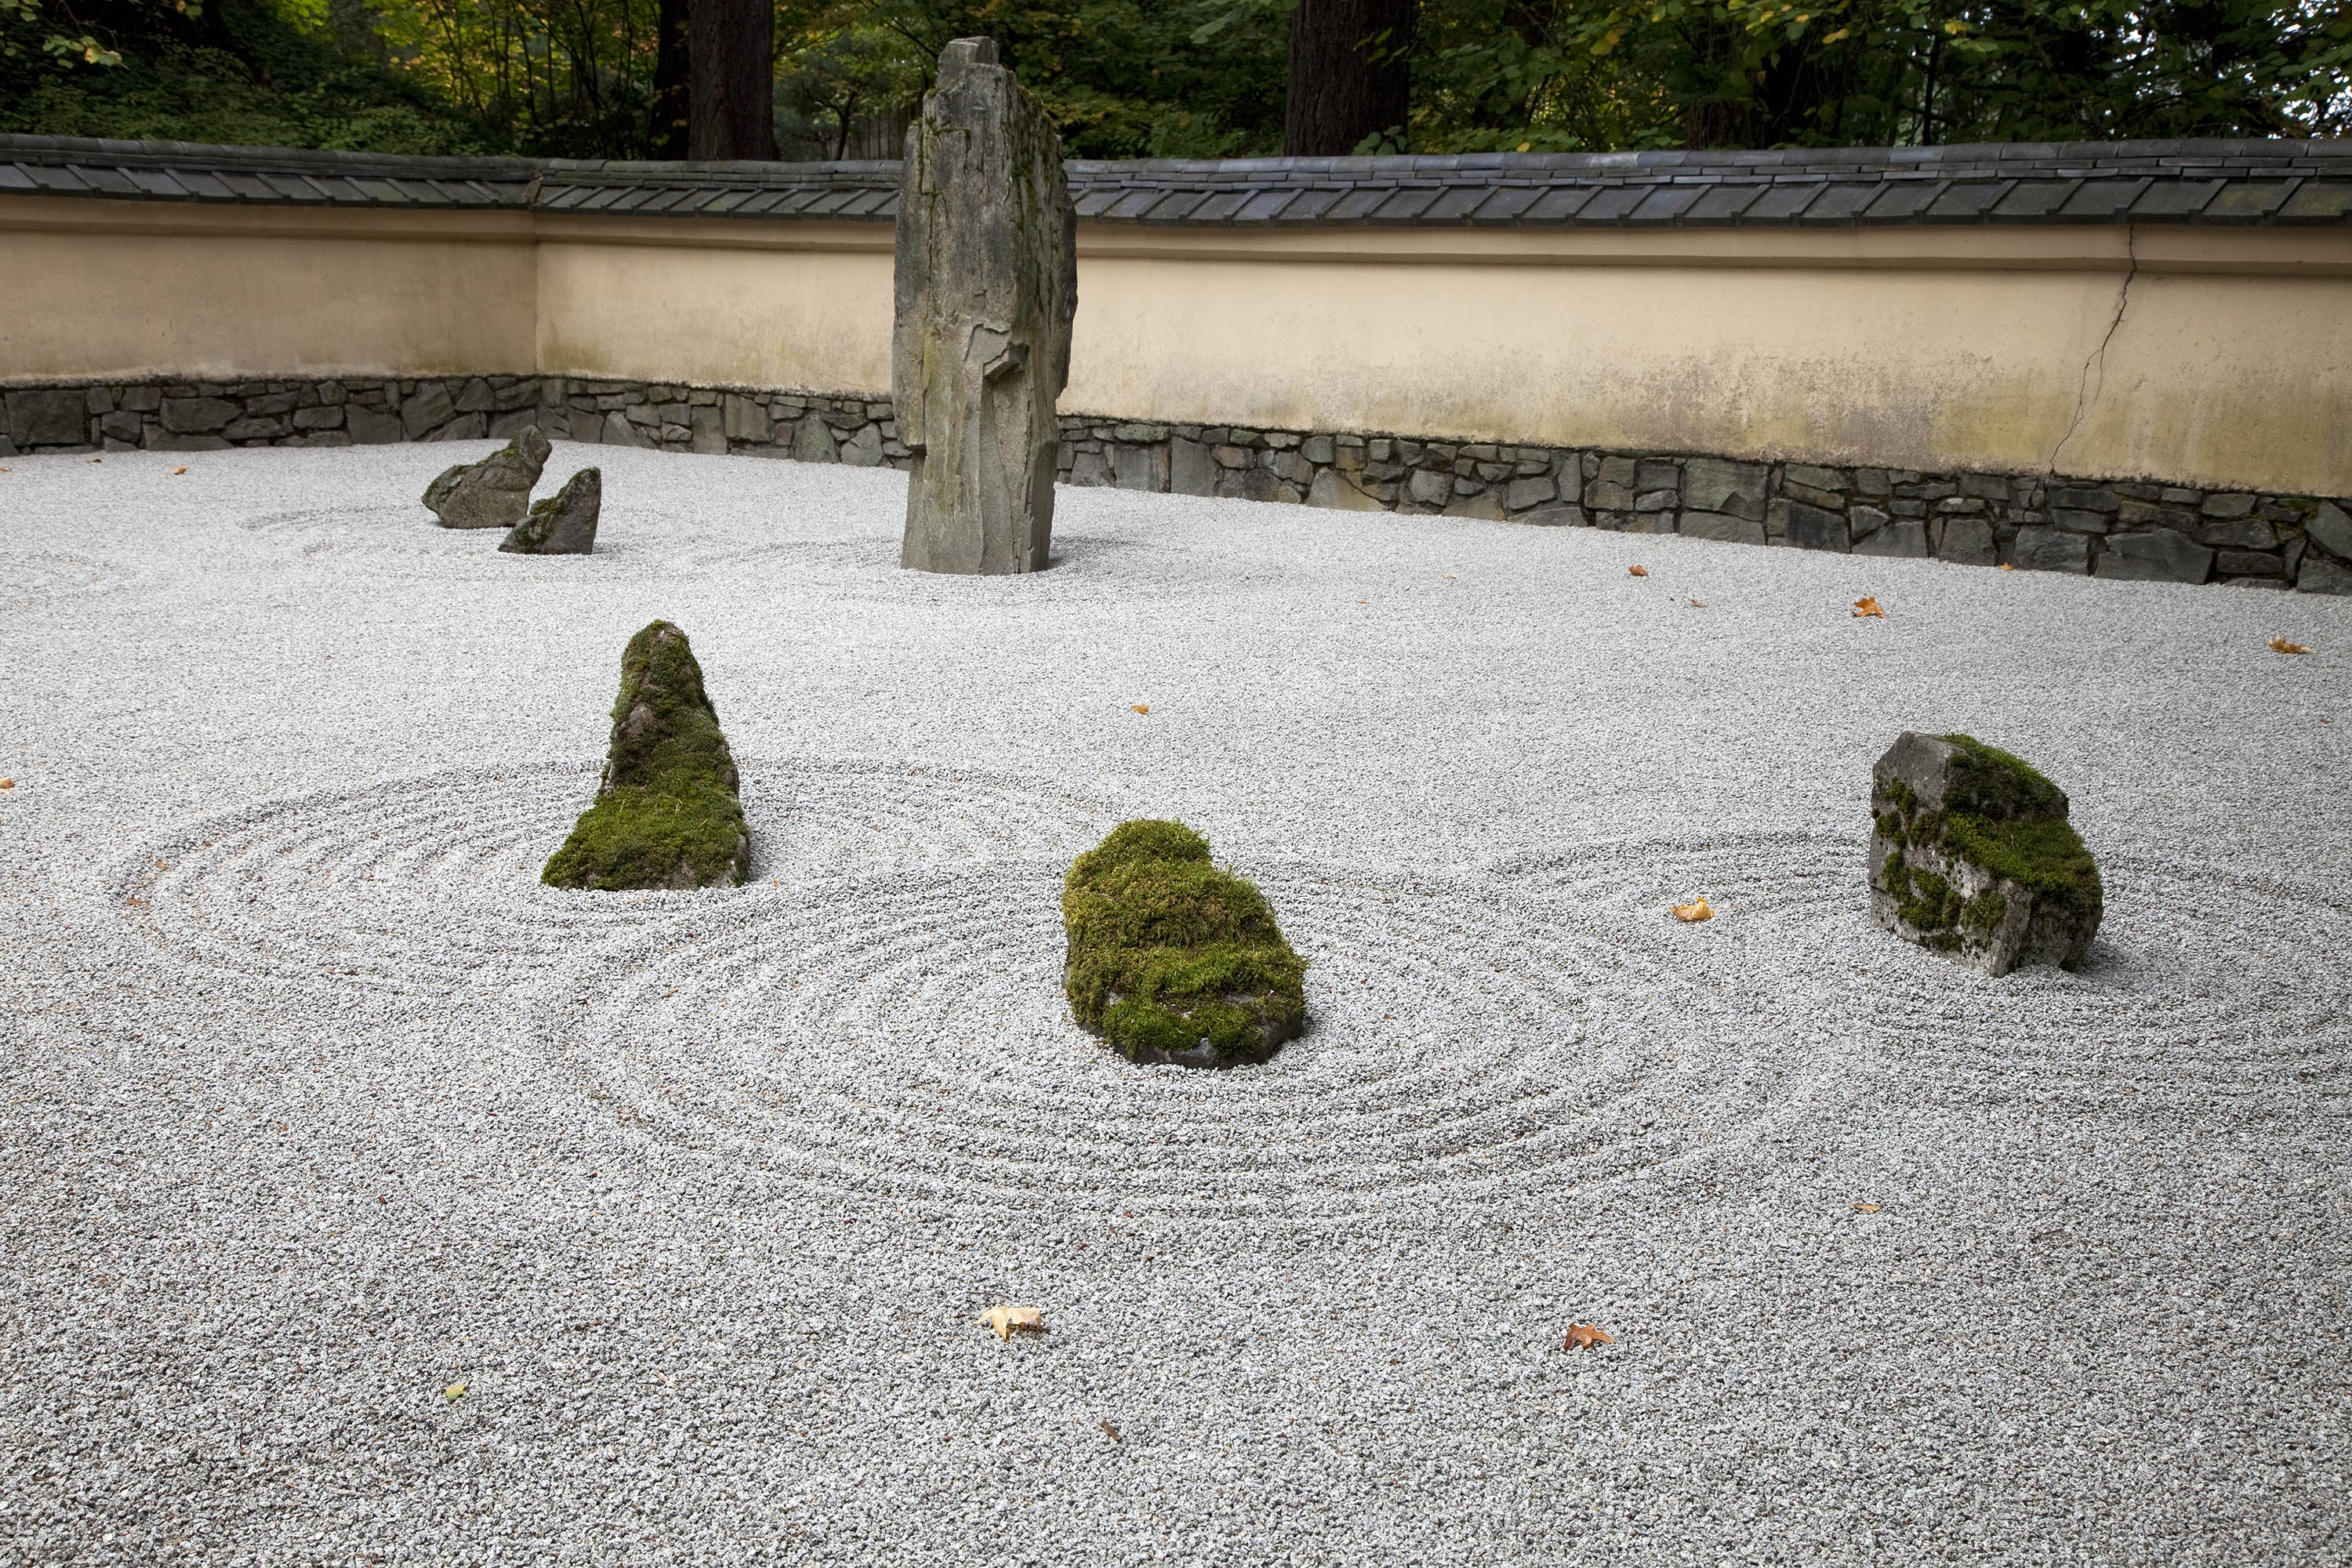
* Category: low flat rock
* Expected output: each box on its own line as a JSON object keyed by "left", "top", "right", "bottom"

{"left": 422, "top": 426, "right": 550, "bottom": 529}
{"left": 1868, "top": 731, "right": 2102, "bottom": 975}
{"left": 500, "top": 468, "right": 600, "bottom": 554}
{"left": 1062, "top": 820, "right": 1305, "bottom": 1069}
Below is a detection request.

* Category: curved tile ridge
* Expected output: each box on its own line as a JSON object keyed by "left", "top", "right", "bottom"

{"left": 3, "top": 132, "right": 2347, "bottom": 227}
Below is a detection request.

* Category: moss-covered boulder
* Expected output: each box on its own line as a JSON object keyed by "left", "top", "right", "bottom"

{"left": 1869, "top": 731, "right": 2102, "bottom": 975}
{"left": 501, "top": 468, "right": 601, "bottom": 555}
{"left": 1062, "top": 820, "right": 1307, "bottom": 1069}
{"left": 422, "top": 426, "right": 550, "bottom": 530}
{"left": 543, "top": 621, "right": 750, "bottom": 891}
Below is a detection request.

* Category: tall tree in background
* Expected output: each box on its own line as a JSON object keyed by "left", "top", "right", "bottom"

{"left": 688, "top": 0, "right": 773, "bottom": 158}
{"left": 1284, "top": 0, "right": 1414, "bottom": 153}
{"left": 651, "top": 0, "right": 690, "bottom": 157}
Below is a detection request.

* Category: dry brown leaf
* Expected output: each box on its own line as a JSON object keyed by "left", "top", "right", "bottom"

{"left": 1999, "top": 562, "right": 2017, "bottom": 572}
{"left": 1852, "top": 596, "right": 1886, "bottom": 619}
{"left": 2270, "top": 637, "right": 2311, "bottom": 655}
{"left": 0, "top": 779, "right": 13, "bottom": 789}
{"left": 1099, "top": 1420, "right": 1122, "bottom": 1443}
{"left": 1853, "top": 1202, "right": 1882, "bottom": 1213}
{"left": 87, "top": 457, "right": 102, "bottom": 464}
{"left": 1563, "top": 1323, "right": 1615, "bottom": 1350}
{"left": 1131, "top": 703, "right": 1149, "bottom": 714}
{"left": 981, "top": 1305, "right": 1044, "bottom": 1341}
{"left": 1671, "top": 897, "right": 1714, "bottom": 923}
{"left": 171, "top": 465, "right": 189, "bottom": 475}
{"left": 1628, "top": 564, "right": 1649, "bottom": 577}
{"left": 1687, "top": 597, "right": 1707, "bottom": 608}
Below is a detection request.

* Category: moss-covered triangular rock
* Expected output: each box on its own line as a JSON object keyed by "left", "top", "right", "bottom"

{"left": 543, "top": 621, "right": 750, "bottom": 891}
{"left": 1062, "top": 820, "right": 1306, "bottom": 1069}
{"left": 1868, "top": 731, "right": 2102, "bottom": 975}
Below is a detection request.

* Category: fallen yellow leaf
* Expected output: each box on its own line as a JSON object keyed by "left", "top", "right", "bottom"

{"left": 1671, "top": 897, "right": 1713, "bottom": 923}
{"left": 1563, "top": 1323, "right": 1615, "bottom": 1350}
{"left": 1131, "top": 703, "right": 1149, "bottom": 714}
{"left": 444, "top": 1382, "right": 466, "bottom": 1402}
{"left": 2270, "top": 637, "right": 2311, "bottom": 655}
{"left": 1852, "top": 596, "right": 1886, "bottom": 619}
{"left": 981, "top": 1305, "right": 1044, "bottom": 1341}
{"left": 171, "top": 465, "right": 189, "bottom": 475}
{"left": 1853, "top": 1202, "right": 1882, "bottom": 1213}
{"left": 87, "top": 457, "right": 102, "bottom": 464}
{"left": 1628, "top": 564, "right": 1649, "bottom": 577}
{"left": 0, "top": 779, "right": 13, "bottom": 789}
{"left": 1687, "top": 597, "right": 1707, "bottom": 608}
{"left": 1999, "top": 562, "right": 2017, "bottom": 571}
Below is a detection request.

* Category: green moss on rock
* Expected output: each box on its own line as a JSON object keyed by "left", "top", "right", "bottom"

{"left": 1869, "top": 731, "right": 2101, "bottom": 975}
{"left": 1062, "top": 819, "right": 1306, "bottom": 1069}
{"left": 543, "top": 621, "right": 750, "bottom": 891}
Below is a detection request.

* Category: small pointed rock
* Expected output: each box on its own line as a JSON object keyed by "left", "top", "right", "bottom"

{"left": 501, "top": 468, "right": 601, "bottom": 554}
{"left": 422, "top": 426, "right": 550, "bottom": 529}
{"left": 543, "top": 622, "right": 750, "bottom": 891}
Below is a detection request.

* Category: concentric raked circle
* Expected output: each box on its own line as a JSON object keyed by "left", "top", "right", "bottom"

{"left": 538, "top": 862, "right": 1842, "bottom": 1221}
{"left": 1494, "top": 829, "right": 2352, "bottom": 1093}
{"left": 108, "top": 759, "right": 1116, "bottom": 999}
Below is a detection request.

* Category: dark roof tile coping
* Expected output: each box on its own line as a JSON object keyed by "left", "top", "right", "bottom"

{"left": 5, "top": 131, "right": 2348, "bottom": 227}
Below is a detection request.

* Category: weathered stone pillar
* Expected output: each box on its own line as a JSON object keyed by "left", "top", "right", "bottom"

{"left": 892, "top": 37, "right": 1078, "bottom": 575}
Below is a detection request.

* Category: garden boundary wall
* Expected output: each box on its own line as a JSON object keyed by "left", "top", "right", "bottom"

{"left": 4, "top": 134, "right": 2350, "bottom": 592}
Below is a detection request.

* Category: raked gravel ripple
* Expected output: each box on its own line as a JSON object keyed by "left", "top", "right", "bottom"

{"left": 2, "top": 442, "right": 2349, "bottom": 1566}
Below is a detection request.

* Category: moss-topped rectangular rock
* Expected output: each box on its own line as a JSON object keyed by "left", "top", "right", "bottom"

{"left": 1869, "top": 731, "right": 2101, "bottom": 975}
{"left": 1062, "top": 820, "right": 1305, "bottom": 1069}
{"left": 543, "top": 620, "right": 750, "bottom": 891}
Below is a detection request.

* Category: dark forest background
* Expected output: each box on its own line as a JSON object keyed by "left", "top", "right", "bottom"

{"left": 4, "top": 0, "right": 2347, "bottom": 161}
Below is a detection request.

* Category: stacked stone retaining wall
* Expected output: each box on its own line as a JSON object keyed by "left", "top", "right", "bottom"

{"left": 5, "top": 374, "right": 2347, "bottom": 593}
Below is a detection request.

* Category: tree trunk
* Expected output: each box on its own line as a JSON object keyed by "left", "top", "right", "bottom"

{"left": 651, "top": 0, "right": 691, "bottom": 158}
{"left": 1283, "top": 0, "right": 1414, "bottom": 156}
{"left": 688, "top": 0, "right": 775, "bottom": 161}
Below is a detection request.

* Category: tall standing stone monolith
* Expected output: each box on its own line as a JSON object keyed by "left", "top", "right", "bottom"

{"left": 892, "top": 37, "right": 1077, "bottom": 575}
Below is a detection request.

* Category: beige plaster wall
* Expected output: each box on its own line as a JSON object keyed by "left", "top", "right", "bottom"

{"left": 4, "top": 194, "right": 2346, "bottom": 495}
{"left": 0, "top": 200, "right": 537, "bottom": 379}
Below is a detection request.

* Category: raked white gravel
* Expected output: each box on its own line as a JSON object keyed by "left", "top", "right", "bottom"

{"left": 2, "top": 441, "right": 2349, "bottom": 1566}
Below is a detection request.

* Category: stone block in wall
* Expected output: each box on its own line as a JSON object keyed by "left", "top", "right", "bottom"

{"left": 2215, "top": 550, "right": 2285, "bottom": 577}
{"left": 1853, "top": 467, "right": 1892, "bottom": 497}
{"left": 122, "top": 385, "right": 163, "bottom": 412}
{"left": 2303, "top": 501, "right": 2352, "bottom": 561}
{"left": 1682, "top": 458, "right": 1767, "bottom": 522}
{"left": 840, "top": 425, "right": 884, "bottom": 466}
{"left": 1584, "top": 479, "right": 1634, "bottom": 510}
{"left": 401, "top": 383, "right": 457, "bottom": 438}
{"left": 1443, "top": 492, "right": 1506, "bottom": 521}
{"left": 602, "top": 411, "right": 654, "bottom": 448}
{"left": 147, "top": 430, "right": 231, "bottom": 452}
{"left": 2201, "top": 492, "right": 2257, "bottom": 518}
{"left": 2196, "top": 514, "right": 2277, "bottom": 550}
{"left": 2049, "top": 486, "right": 2118, "bottom": 514}
{"left": 1303, "top": 468, "right": 1385, "bottom": 511}
{"left": 344, "top": 405, "right": 404, "bottom": 444}
{"left": 223, "top": 416, "right": 292, "bottom": 441}
{"left": 1300, "top": 435, "right": 1335, "bottom": 465}
{"left": 1769, "top": 499, "right": 1849, "bottom": 550}
{"left": 99, "top": 411, "right": 143, "bottom": 443}
{"left": 429, "top": 413, "right": 488, "bottom": 441}
{"left": 2096, "top": 529, "right": 2215, "bottom": 583}
{"left": 1403, "top": 470, "right": 1450, "bottom": 509}
{"left": 2010, "top": 525, "right": 2091, "bottom": 573}
{"left": 1274, "top": 451, "right": 1316, "bottom": 487}
{"left": 1621, "top": 512, "right": 1677, "bottom": 535}
{"left": 1936, "top": 516, "right": 1998, "bottom": 565}
{"left": 488, "top": 407, "right": 541, "bottom": 439}
{"left": 1780, "top": 478, "right": 1845, "bottom": 510}
{"left": 788, "top": 418, "right": 838, "bottom": 463}
{"left": 688, "top": 407, "right": 726, "bottom": 455}
{"left": 1633, "top": 459, "right": 1679, "bottom": 495}
{"left": 2049, "top": 509, "right": 2111, "bottom": 534}
{"left": 1855, "top": 519, "right": 1929, "bottom": 557}
{"left": 1070, "top": 448, "right": 1113, "bottom": 486}
{"left": 1959, "top": 472, "right": 2011, "bottom": 501}
{"left": 723, "top": 395, "right": 773, "bottom": 444}
{"left": 1513, "top": 503, "right": 1585, "bottom": 527}
{"left": 293, "top": 407, "right": 343, "bottom": 430}
{"left": 1112, "top": 443, "right": 1163, "bottom": 492}
{"left": 1503, "top": 476, "right": 1557, "bottom": 510}
{"left": 1680, "top": 510, "right": 1765, "bottom": 546}
{"left": 2299, "top": 554, "right": 2352, "bottom": 593}
{"left": 161, "top": 397, "right": 238, "bottom": 435}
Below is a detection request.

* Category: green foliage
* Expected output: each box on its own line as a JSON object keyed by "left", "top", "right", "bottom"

{"left": 1063, "top": 818, "right": 1307, "bottom": 1068}
{"left": 543, "top": 621, "right": 750, "bottom": 891}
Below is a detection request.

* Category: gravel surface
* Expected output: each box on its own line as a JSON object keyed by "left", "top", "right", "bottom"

{"left": 3, "top": 441, "right": 2348, "bottom": 1566}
